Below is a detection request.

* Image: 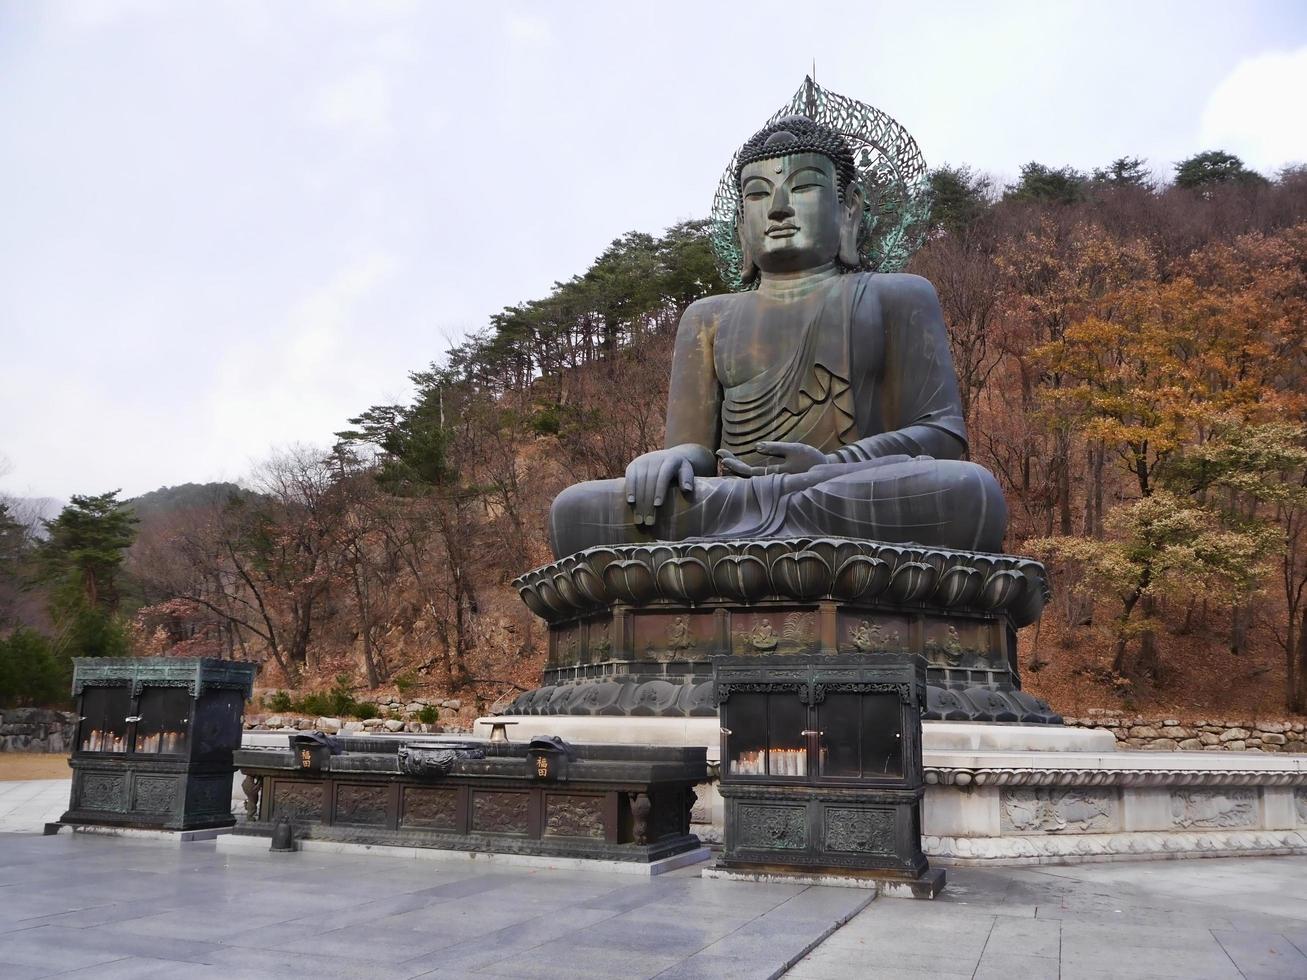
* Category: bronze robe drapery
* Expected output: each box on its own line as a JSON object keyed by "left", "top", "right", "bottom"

{"left": 548, "top": 273, "right": 1006, "bottom": 556}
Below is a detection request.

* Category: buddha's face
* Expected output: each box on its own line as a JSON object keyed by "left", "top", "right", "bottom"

{"left": 739, "top": 152, "right": 843, "bottom": 274}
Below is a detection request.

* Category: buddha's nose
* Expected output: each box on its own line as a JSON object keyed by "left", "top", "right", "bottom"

{"left": 768, "top": 187, "right": 794, "bottom": 221}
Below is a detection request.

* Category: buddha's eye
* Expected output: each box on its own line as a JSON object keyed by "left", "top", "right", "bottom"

{"left": 744, "top": 191, "right": 769, "bottom": 202}
{"left": 792, "top": 182, "right": 823, "bottom": 193}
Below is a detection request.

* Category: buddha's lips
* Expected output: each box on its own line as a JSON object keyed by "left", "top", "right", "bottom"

{"left": 766, "top": 224, "right": 799, "bottom": 238}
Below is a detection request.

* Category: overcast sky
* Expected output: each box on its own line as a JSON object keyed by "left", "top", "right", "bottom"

{"left": 2, "top": 0, "right": 1305, "bottom": 504}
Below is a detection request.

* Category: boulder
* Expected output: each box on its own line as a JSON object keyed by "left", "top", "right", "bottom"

{"left": 1177, "top": 738, "right": 1203, "bottom": 751}
{"left": 1220, "top": 728, "right": 1251, "bottom": 742}
{"left": 383, "top": 719, "right": 405, "bottom": 732}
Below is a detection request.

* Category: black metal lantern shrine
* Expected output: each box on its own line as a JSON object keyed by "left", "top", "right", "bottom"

{"left": 60, "top": 657, "right": 257, "bottom": 831}
{"left": 713, "top": 654, "right": 939, "bottom": 892}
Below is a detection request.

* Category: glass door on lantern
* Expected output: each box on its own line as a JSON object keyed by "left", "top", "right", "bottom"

{"left": 133, "top": 688, "right": 191, "bottom": 755}
{"left": 78, "top": 686, "right": 132, "bottom": 753}
{"left": 723, "top": 688, "right": 810, "bottom": 779}
{"left": 816, "top": 691, "right": 904, "bottom": 781}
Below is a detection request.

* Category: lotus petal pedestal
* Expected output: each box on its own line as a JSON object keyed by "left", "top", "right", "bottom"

{"left": 504, "top": 537, "right": 1058, "bottom": 725}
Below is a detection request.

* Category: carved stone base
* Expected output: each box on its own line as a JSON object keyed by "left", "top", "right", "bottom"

{"left": 507, "top": 538, "right": 1058, "bottom": 724}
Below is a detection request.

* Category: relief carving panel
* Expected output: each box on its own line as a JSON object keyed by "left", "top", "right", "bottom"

{"left": 1001, "top": 789, "right": 1118, "bottom": 834}
{"left": 401, "top": 787, "right": 459, "bottom": 830}
{"left": 472, "top": 791, "right": 530, "bottom": 835}
{"left": 823, "top": 807, "right": 895, "bottom": 854}
{"left": 187, "top": 776, "right": 233, "bottom": 817}
{"left": 272, "top": 781, "right": 323, "bottom": 822}
{"left": 79, "top": 772, "right": 127, "bottom": 812}
{"left": 543, "top": 794, "right": 605, "bottom": 839}
{"left": 735, "top": 803, "right": 807, "bottom": 850}
{"left": 1169, "top": 789, "right": 1257, "bottom": 829}
{"left": 132, "top": 775, "right": 177, "bottom": 814}
{"left": 335, "top": 784, "right": 389, "bottom": 826}
{"left": 1296, "top": 789, "right": 1307, "bottom": 826}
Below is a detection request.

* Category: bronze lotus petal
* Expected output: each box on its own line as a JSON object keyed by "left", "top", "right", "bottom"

{"left": 570, "top": 562, "right": 609, "bottom": 605}
{"left": 582, "top": 546, "right": 623, "bottom": 580}
{"left": 646, "top": 544, "right": 678, "bottom": 575}
{"left": 535, "top": 579, "right": 570, "bottom": 615}
{"left": 886, "top": 561, "right": 938, "bottom": 604}
{"left": 518, "top": 585, "right": 554, "bottom": 620}
{"left": 934, "top": 565, "right": 982, "bottom": 608}
{"left": 742, "top": 539, "right": 793, "bottom": 587}
{"left": 602, "top": 560, "right": 659, "bottom": 605}
{"left": 655, "top": 557, "right": 713, "bottom": 603}
{"left": 832, "top": 554, "right": 890, "bottom": 601}
{"left": 551, "top": 572, "right": 583, "bottom": 610}
{"left": 980, "top": 569, "right": 1027, "bottom": 610}
{"left": 711, "top": 554, "right": 769, "bottom": 603}
{"left": 770, "top": 549, "right": 832, "bottom": 600}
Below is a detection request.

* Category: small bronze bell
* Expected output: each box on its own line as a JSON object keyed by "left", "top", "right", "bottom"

{"left": 269, "top": 813, "right": 297, "bottom": 852}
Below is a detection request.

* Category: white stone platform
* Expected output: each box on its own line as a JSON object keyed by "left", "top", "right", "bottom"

{"left": 468, "top": 716, "right": 1307, "bottom": 865}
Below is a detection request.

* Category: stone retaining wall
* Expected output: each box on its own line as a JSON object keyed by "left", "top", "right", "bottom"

{"left": 1064, "top": 711, "right": 1307, "bottom": 752}
{"left": 0, "top": 708, "right": 77, "bottom": 752}
{"left": 244, "top": 696, "right": 467, "bottom": 735}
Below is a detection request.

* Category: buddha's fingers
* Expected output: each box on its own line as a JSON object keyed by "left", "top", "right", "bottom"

{"left": 652, "top": 455, "right": 679, "bottom": 509}
{"left": 678, "top": 459, "right": 695, "bottom": 493}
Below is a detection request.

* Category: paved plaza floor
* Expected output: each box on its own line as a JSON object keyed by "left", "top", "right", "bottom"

{"left": 2, "top": 780, "right": 1307, "bottom": 978}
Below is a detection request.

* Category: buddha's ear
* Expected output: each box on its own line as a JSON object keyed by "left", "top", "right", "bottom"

{"left": 737, "top": 217, "right": 759, "bottom": 284}
{"left": 838, "top": 182, "right": 866, "bottom": 268}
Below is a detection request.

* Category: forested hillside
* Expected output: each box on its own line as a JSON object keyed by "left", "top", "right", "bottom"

{"left": 4, "top": 153, "right": 1306, "bottom": 719}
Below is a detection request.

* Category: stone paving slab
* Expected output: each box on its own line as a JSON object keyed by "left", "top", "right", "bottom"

{"left": 0, "top": 831, "right": 869, "bottom": 979}
{"left": 6, "top": 776, "right": 1307, "bottom": 978}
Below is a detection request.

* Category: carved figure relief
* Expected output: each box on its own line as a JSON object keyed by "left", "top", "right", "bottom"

{"left": 849, "top": 620, "right": 901, "bottom": 653}
{"left": 739, "top": 618, "right": 779, "bottom": 652}
{"left": 590, "top": 622, "right": 612, "bottom": 659}
{"left": 472, "top": 791, "right": 529, "bottom": 835}
{"left": 242, "top": 773, "right": 262, "bottom": 820}
{"left": 1000, "top": 789, "right": 1117, "bottom": 834}
{"left": 1170, "top": 789, "right": 1256, "bottom": 829}
{"left": 335, "top": 784, "right": 389, "bottom": 826}
{"left": 824, "top": 807, "right": 895, "bottom": 853}
{"left": 736, "top": 803, "right": 807, "bottom": 850}
{"left": 665, "top": 616, "right": 697, "bottom": 657}
{"left": 545, "top": 795, "right": 605, "bottom": 840}
{"left": 1296, "top": 789, "right": 1307, "bottom": 826}
{"left": 401, "top": 787, "right": 459, "bottom": 830}
{"left": 272, "top": 782, "right": 323, "bottom": 822}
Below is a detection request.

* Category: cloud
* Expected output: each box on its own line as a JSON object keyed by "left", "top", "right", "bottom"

{"left": 1201, "top": 46, "right": 1307, "bottom": 173}
{"left": 310, "top": 66, "right": 395, "bottom": 140}
{"left": 205, "top": 252, "right": 400, "bottom": 467}
{"left": 504, "top": 12, "right": 552, "bottom": 49}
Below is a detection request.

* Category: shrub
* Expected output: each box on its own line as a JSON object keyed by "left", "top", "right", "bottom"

{"left": 417, "top": 705, "right": 438, "bottom": 725}
{"left": 264, "top": 690, "right": 293, "bottom": 712}
{"left": 393, "top": 672, "right": 417, "bottom": 696}
{"left": 0, "top": 629, "right": 69, "bottom": 707}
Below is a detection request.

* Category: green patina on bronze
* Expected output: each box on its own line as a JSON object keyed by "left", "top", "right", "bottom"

{"left": 709, "top": 76, "right": 932, "bottom": 289}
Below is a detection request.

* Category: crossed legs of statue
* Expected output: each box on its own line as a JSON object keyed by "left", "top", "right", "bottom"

{"left": 548, "top": 455, "right": 1007, "bottom": 558}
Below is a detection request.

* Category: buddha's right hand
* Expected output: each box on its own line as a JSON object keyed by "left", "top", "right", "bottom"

{"left": 624, "top": 446, "right": 708, "bottom": 527}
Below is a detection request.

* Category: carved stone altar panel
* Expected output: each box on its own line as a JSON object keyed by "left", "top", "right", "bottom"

{"left": 730, "top": 610, "right": 818, "bottom": 657}
{"left": 543, "top": 794, "right": 605, "bottom": 839}
{"left": 79, "top": 772, "right": 127, "bottom": 812}
{"left": 401, "top": 787, "right": 460, "bottom": 830}
{"left": 823, "top": 807, "right": 895, "bottom": 853}
{"left": 335, "top": 784, "right": 389, "bottom": 826}
{"left": 272, "top": 781, "right": 323, "bottom": 822}
{"left": 472, "top": 790, "right": 530, "bottom": 835}
{"left": 736, "top": 803, "right": 807, "bottom": 850}
{"left": 1169, "top": 789, "right": 1257, "bottom": 829}
{"left": 1000, "top": 788, "right": 1118, "bottom": 834}
{"left": 132, "top": 775, "right": 177, "bottom": 814}
{"left": 1296, "top": 789, "right": 1307, "bottom": 826}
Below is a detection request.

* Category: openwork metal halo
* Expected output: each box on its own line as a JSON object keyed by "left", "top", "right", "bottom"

{"left": 709, "top": 76, "right": 932, "bottom": 289}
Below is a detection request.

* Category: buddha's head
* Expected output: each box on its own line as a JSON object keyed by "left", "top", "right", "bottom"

{"left": 735, "top": 115, "right": 865, "bottom": 283}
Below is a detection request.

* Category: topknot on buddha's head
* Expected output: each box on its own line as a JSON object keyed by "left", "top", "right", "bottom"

{"left": 736, "top": 115, "right": 858, "bottom": 198}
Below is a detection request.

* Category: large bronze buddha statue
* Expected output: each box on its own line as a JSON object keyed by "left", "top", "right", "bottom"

{"left": 548, "top": 113, "right": 1006, "bottom": 558}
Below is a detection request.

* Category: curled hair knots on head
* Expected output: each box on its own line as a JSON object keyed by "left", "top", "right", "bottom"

{"left": 735, "top": 114, "right": 858, "bottom": 198}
